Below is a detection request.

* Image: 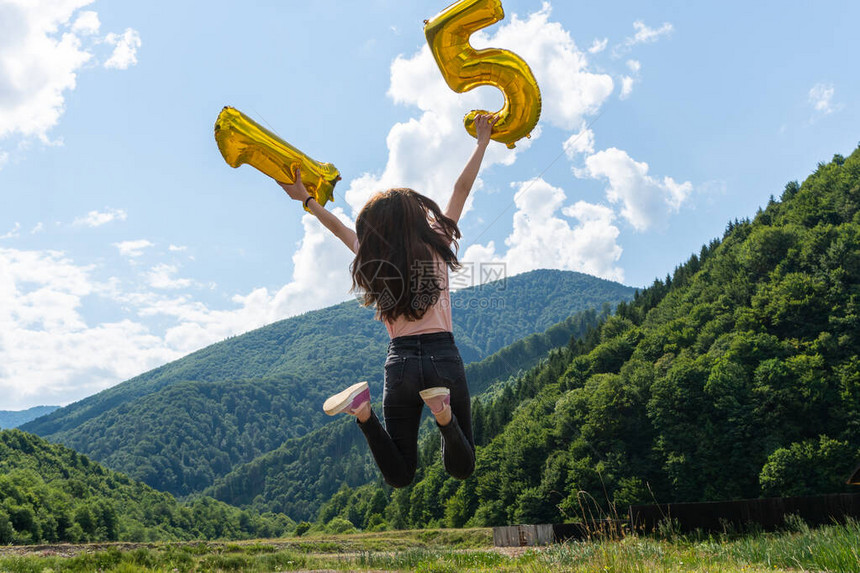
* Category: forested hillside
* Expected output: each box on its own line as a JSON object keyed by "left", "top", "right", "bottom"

{"left": 314, "top": 148, "right": 860, "bottom": 530}
{"left": 0, "top": 430, "right": 292, "bottom": 544}
{"left": 203, "top": 306, "right": 606, "bottom": 521}
{"left": 23, "top": 269, "right": 634, "bottom": 497}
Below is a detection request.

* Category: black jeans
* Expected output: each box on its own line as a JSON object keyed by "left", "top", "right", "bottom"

{"left": 357, "top": 331, "right": 475, "bottom": 488}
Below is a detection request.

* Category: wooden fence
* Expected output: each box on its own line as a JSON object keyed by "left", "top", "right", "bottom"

{"left": 630, "top": 493, "right": 860, "bottom": 534}
{"left": 493, "top": 493, "right": 860, "bottom": 547}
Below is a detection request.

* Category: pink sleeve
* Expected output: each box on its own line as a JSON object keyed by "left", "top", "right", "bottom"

{"left": 352, "top": 237, "right": 360, "bottom": 254}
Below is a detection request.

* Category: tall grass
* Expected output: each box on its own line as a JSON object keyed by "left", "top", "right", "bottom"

{"left": 719, "top": 518, "right": 860, "bottom": 572}
{"left": 532, "top": 518, "right": 860, "bottom": 573}
{"left": 0, "top": 521, "right": 857, "bottom": 572}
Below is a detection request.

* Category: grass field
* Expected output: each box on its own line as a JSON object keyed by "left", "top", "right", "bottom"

{"left": 0, "top": 520, "right": 858, "bottom": 572}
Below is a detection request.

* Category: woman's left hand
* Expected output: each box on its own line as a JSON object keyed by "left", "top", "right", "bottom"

{"left": 474, "top": 114, "right": 498, "bottom": 147}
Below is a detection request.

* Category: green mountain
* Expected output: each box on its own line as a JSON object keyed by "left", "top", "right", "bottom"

{"left": 202, "top": 306, "right": 606, "bottom": 521}
{"left": 23, "top": 269, "right": 635, "bottom": 498}
{"left": 312, "top": 147, "right": 860, "bottom": 529}
{"left": 0, "top": 406, "right": 59, "bottom": 429}
{"left": 0, "top": 429, "right": 292, "bottom": 544}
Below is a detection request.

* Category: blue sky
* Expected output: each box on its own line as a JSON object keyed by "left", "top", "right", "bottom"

{"left": 1, "top": 0, "right": 858, "bottom": 409}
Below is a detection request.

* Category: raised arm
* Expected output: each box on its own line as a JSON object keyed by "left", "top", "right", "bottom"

{"left": 444, "top": 114, "right": 498, "bottom": 224}
{"left": 278, "top": 169, "right": 359, "bottom": 254}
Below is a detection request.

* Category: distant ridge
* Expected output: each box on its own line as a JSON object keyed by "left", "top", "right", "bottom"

{"left": 0, "top": 405, "right": 60, "bottom": 429}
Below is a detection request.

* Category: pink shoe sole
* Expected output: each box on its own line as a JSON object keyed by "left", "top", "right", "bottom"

{"left": 323, "top": 381, "right": 370, "bottom": 416}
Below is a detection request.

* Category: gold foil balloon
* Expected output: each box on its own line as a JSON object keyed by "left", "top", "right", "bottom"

{"left": 424, "top": 0, "right": 541, "bottom": 149}
{"left": 214, "top": 107, "right": 341, "bottom": 208}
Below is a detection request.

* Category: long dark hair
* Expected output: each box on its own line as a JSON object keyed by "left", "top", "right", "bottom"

{"left": 351, "top": 188, "right": 461, "bottom": 322}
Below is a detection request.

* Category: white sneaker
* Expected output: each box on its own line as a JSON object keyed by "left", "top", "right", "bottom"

{"left": 419, "top": 387, "right": 450, "bottom": 414}
{"left": 323, "top": 381, "right": 370, "bottom": 416}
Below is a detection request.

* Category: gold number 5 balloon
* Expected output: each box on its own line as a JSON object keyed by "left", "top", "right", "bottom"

{"left": 214, "top": 107, "right": 341, "bottom": 209}
{"left": 424, "top": 0, "right": 541, "bottom": 149}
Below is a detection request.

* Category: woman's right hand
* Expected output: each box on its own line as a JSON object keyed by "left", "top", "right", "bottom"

{"left": 278, "top": 168, "right": 311, "bottom": 202}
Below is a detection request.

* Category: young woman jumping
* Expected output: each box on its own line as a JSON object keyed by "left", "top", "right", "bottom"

{"left": 278, "top": 114, "right": 497, "bottom": 487}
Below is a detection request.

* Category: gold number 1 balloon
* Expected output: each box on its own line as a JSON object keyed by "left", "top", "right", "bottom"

{"left": 214, "top": 106, "right": 341, "bottom": 209}
{"left": 424, "top": 0, "right": 542, "bottom": 149}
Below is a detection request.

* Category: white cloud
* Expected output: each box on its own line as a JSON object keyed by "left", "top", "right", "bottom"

{"left": 146, "top": 264, "right": 193, "bottom": 290}
{"left": 0, "top": 247, "right": 182, "bottom": 408}
{"left": 588, "top": 38, "right": 608, "bottom": 54}
{"left": 463, "top": 178, "right": 623, "bottom": 282}
{"left": 576, "top": 147, "right": 692, "bottom": 231}
{"left": 74, "top": 207, "right": 127, "bottom": 227}
{"left": 264, "top": 209, "right": 358, "bottom": 313}
{"left": 614, "top": 20, "right": 673, "bottom": 56}
{"left": 168, "top": 244, "right": 187, "bottom": 252}
{"left": 619, "top": 60, "right": 640, "bottom": 100}
{"left": 562, "top": 200, "right": 614, "bottom": 222}
{"left": 31, "top": 222, "right": 45, "bottom": 234}
{"left": 0, "top": 0, "right": 139, "bottom": 148}
{"left": 619, "top": 76, "right": 635, "bottom": 99}
{"left": 631, "top": 21, "right": 673, "bottom": 44}
{"left": 1, "top": 222, "right": 22, "bottom": 239}
{"left": 0, "top": 151, "right": 8, "bottom": 170}
{"left": 71, "top": 10, "right": 99, "bottom": 35}
{"left": 114, "top": 239, "right": 154, "bottom": 257}
{"left": 808, "top": 82, "right": 839, "bottom": 115}
{"left": 563, "top": 125, "right": 595, "bottom": 157}
{"left": 114, "top": 211, "right": 358, "bottom": 354}
{"left": 0, "top": 0, "right": 93, "bottom": 141}
{"left": 104, "top": 28, "right": 141, "bottom": 70}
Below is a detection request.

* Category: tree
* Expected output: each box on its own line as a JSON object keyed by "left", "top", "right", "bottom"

{"left": 759, "top": 436, "right": 856, "bottom": 496}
